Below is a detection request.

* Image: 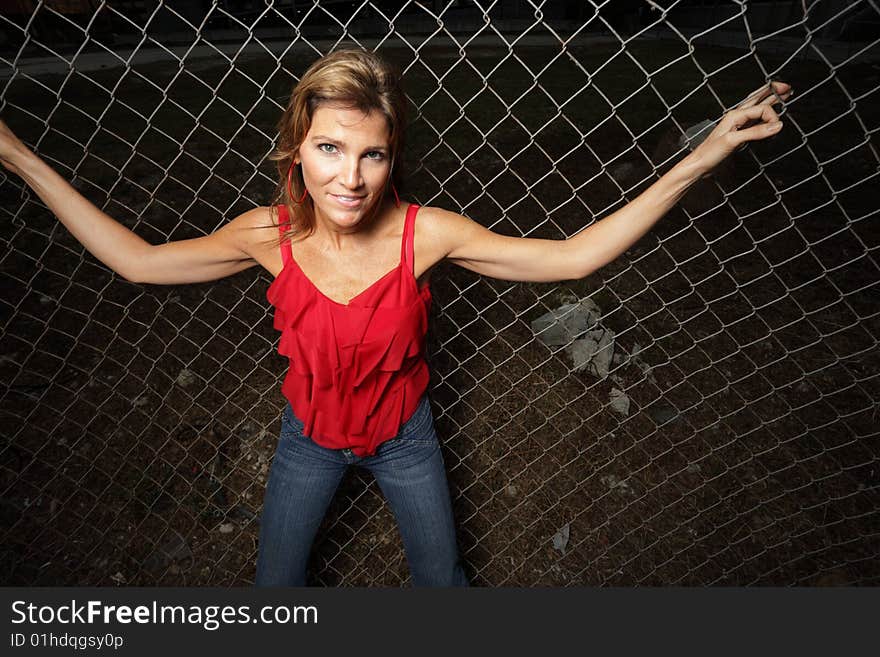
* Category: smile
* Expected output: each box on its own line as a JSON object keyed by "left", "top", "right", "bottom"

{"left": 331, "top": 194, "right": 366, "bottom": 207}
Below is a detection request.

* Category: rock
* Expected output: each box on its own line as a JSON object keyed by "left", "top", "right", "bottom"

{"left": 568, "top": 328, "right": 615, "bottom": 378}
{"left": 552, "top": 524, "right": 570, "bottom": 555}
{"left": 531, "top": 298, "right": 602, "bottom": 346}
{"left": 609, "top": 388, "right": 630, "bottom": 416}
{"left": 531, "top": 298, "right": 616, "bottom": 378}
{"left": 176, "top": 369, "right": 197, "bottom": 387}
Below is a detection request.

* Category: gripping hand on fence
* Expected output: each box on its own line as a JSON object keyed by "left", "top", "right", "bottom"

{"left": 690, "top": 81, "right": 792, "bottom": 176}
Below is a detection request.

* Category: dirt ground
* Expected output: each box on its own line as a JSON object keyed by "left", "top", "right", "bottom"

{"left": 1, "top": 35, "right": 878, "bottom": 586}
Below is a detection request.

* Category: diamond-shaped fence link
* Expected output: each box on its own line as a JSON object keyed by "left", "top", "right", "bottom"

{"left": 0, "top": 1, "right": 878, "bottom": 586}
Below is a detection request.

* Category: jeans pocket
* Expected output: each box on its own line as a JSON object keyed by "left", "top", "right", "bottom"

{"left": 397, "top": 396, "right": 436, "bottom": 443}
{"left": 279, "top": 403, "right": 305, "bottom": 443}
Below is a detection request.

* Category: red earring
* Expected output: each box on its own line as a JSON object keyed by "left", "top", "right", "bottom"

{"left": 287, "top": 161, "right": 308, "bottom": 204}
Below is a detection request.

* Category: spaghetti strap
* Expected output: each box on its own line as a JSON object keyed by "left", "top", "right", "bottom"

{"left": 400, "top": 203, "right": 420, "bottom": 274}
{"left": 278, "top": 204, "right": 292, "bottom": 267}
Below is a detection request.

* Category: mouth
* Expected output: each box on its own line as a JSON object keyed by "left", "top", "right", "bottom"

{"left": 330, "top": 194, "right": 366, "bottom": 208}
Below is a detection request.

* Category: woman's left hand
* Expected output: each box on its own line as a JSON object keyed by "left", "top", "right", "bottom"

{"left": 690, "top": 81, "right": 792, "bottom": 176}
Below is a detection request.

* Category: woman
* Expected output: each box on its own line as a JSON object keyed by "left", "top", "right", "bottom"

{"left": 0, "top": 49, "right": 790, "bottom": 586}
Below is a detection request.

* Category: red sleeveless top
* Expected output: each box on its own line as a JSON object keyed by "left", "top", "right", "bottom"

{"left": 266, "top": 203, "right": 432, "bottom": 456}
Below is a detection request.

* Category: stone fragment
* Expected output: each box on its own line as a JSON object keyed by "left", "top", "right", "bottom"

{"left": 609, "top": 388, "right": 630, "bottom": 416}
{"left": 531, "top": 298, "right": 602, "bottom": 346}
{"left": 531, "top": 298, "right": 615, "bottom": 378}
{"left": 176, "top": 369, "right": 197, "bottom": 387}
{"left": 568, "top": 328, "right": 615, "bottom": 377}
{"left": 552, "top": 524, "right": 570, "bottom": 555}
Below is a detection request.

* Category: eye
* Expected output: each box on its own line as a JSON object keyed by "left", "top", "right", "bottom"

{"left": 317, "top": 143, "right": 337, "bottom": 154}
{"left": 365, "top": 151, "right": 386, "bottom": 161}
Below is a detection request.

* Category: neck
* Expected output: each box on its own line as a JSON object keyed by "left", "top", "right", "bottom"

{"left": 312, "top": 197, "right": 391, "bottom": 252}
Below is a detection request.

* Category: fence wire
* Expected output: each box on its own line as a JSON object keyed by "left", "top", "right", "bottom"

{"left": 1, "top": 0, "right": 878, "bottom": 586}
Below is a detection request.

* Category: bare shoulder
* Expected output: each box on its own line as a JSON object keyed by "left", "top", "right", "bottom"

{"left": 229, "top": 205, "right": 278, "bottom": 231}
{"left": 415, "top": 204, "right": 470, "bottom": 229}
{"left": 222, "top": 205, "right": 284, "bottom": 274}
{"left": 224, "top": 205, "right": 280, "bottom": 249}
{"left": 413, "top": 204, "right": 476, "bottom": 260}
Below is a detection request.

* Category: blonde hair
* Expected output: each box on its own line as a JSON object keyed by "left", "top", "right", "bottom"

{"left": 268, "top": 48, "right": 407, "bottom": 241}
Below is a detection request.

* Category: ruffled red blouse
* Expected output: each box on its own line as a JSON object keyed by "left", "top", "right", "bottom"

{"left": 266, "top": 202, "right": 432, "bottom": 456}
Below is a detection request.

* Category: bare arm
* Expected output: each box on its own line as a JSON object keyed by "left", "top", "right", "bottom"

{"left": 1, "top": 119, "right": 265, "bottom": 284}
{"left": 435, "top": 82, "right": 791, "bottom": 282}
{"left": 433, "top": 151, "right": 733, "bottom": 283}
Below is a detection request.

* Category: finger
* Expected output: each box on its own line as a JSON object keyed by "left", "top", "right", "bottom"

{"left": 723, "top": 104, "right": 780, "bottom": 130}
{"left": 761, "top": 82, "right": 792, "bottom": 105}
{"left": 729, "top": 119, "right": 783, "bottom": 146}
{"left": 739, "top": 81, "right": 792, "bottom": 109}
{"left": 739, "top": 84, "right": 772, "bottom": 109}
{"left": 750, "top": 104, "right": 780, "bottom": 127}
{"left": 769, "top": 80, "right": 792, "bottom": 96}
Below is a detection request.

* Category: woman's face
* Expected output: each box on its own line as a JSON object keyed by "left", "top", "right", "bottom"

{"left": 297, "top": 104, "right": 392, "bottom": 234}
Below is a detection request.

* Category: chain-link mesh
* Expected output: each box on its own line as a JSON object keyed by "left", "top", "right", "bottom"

{"left": 1, "top": 0, "right": 878, "bottom": 586}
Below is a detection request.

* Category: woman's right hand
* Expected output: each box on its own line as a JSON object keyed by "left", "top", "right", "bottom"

{"left": 0, "top": 118, "right": 36, "bottom": 178}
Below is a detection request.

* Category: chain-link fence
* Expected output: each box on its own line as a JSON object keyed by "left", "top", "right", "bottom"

{"left": 1, "top": 0, "right": 878, "bottom": 586}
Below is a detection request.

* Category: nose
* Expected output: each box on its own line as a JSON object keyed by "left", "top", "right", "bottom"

{"left": 340, "top": 155, "right": 363, "bottom": 190}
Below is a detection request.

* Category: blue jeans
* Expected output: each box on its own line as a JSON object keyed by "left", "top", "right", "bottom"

{"left": 255, "top": 394, "right": 469, "bottom": 587}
